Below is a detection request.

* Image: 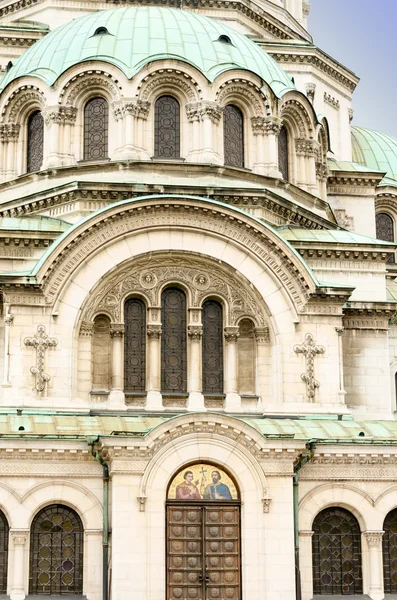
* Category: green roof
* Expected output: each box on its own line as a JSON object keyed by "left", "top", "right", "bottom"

{"left": 0, "top": 7, "right": 295, "bottom": 96}
{"left": 2, "top": 413, "right": 397, "bottom": 443}
{"left": 277, "top": 226, "right": 396, "bottom": 247}
{"left": 352, "top": 125, "right": 397, "bottom": 186}
{"left": 328, "top": 158, "right": 385, "bottom": 175}
{"left": 0, "top": 216, "right": 70, "bottom": 233}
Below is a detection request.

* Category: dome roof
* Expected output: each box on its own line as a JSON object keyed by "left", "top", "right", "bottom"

{"left": 0, "top": 7, "right": 295, "bottom": 96}
{"left": 352, "top": 125, "right": 397, "bottom": 186}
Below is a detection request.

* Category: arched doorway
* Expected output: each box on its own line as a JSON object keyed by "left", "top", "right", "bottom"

{"left": 383, "top": 508, "right": 397, "bottom": 592}
{"left": 312, "top": 507, "right": 362, "bottom": 595}
{"left": 166, "top": 463, "right": 241, "bottom": 600}
{"left": 29, "top": 504, "right": 84, "bottom": 595}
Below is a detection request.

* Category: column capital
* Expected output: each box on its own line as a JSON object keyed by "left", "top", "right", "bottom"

{"left": 79, "top": 321, "right": 94, "bottom": 337}
{"left": 110, "top": 324, "right": 124, "bottom": 338}
{"left": 10, "top": 529, "right": 29, "bottom": 545}
{"left": 188, "top": 325, "right": 203, "bottom": 340}
{"left": 295, "top": 137, "right": 319, "bottom": 157}
{"left": 224, "top": 326, "right": 240, "bottom": 342}
{"left": 0, "top": 123, "right": 20, "bottom": 141}
{"left": 186, "top": 101, "right": 223, "bottom": 124}
{"left": 147, "top": 324, "right": 162, "bottom": 339}
{"left": 254, "top": 327, "right": 270, "bottom": 344}
{"left": 335, "top": 326, "right": 344, "bottom": 336}
{"left": 364, "top": 531, "right": 384, "bottom": 547}
{"left": 299, "top": 530, "right": 314, "bottom": 538}
{"left": 43, "top": 105, "right": 77, "bottom": 126}
{"left": 4, "top": 313, "right": 13, "bottom": 326}
{"left": 251, "top": 116, "right": 282, "bottom": 136}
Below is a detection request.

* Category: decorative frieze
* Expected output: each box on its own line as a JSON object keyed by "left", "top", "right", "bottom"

{"left": 24, "top": 325, "right": 58, "bottom": 392}
{"left": 294, "top": 333, "right": 325, "bottom": 399}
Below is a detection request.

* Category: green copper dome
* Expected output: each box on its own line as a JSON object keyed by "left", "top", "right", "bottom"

{"left": 352, "top": 125, "right": 397, "bottom": 186}
{"left": 0, "top": 6, "right": 295, "bottom": 96}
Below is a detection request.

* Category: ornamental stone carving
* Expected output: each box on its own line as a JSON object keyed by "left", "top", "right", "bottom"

{"left": 139, "top": 73, "right": 199, "bottom": 102}
{"left": 188, "top": 325, "right": 203, "bottom": 340}
{"left": 82, "top": 253, "right": 267, "bottom": 328}
{"left": 147, "top": 324, "right": 162, "bottom": 339}
{"left": 5, "top": 89, "right": 45, "bottom": 122}
{"left": 186, "top": 101, "right": 223, "bottom": 123}
{"left": 43, "top": 105, "right": 77, "bottom": 126}
{"left": 294, "top": 333, "right": 325, "bottom": 399}
{"left": 0, "top": 123, "right": 20, "bottom": 140}
{"left": 364, "top": 531, "right": 384, "bottom": 547}
{"left": 10, "top": 530, "right": 29, "bottom": 545}
{"left": 216, "top": 82, "right": 268, "bottom": 116}
{"left": 224, "top": 326, "right": 240, "bottom": 342}
{"left": 305, "top": 83, "right": 316, "bottom": 102}
{"left": 295, "top": 138, "right": 318, "bottom": 157}
{"left": 24, "top": 325, "right": 58, "bottom": 392}
{"left": 62, "top": 73, "right": 121, "bottom": 104}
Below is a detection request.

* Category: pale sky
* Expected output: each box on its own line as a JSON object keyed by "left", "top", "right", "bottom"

{"left": 309, "top": 0, "right": 397, "bottom": 137}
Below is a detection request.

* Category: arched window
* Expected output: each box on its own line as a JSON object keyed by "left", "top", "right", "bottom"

{"left": 30, "top": 504, "right": 83, "bottom": 595}
{"left": 278, "top": 124, "right": 289, "bottom": 180}
{"left": 237, "top": 319, "right": 255, "bottom": 395}
{"left": 83, "top": 97, "right": 108, "bottom": 161}
{"left": 124, "top": 298, "right": 146, "bottom": 393}
{"left": 223, "top": 104, "right": 244, "bottom": 168}
{"left": 0, "top": 511, "right": 8, "bottom": 594}
{"left": 376, "top": 212, "right": 395, "bottom": 263}
{"left": 383, "top": 508, "right": 397, "bottom": 593}
{"left": 312, "top": 507, "right": 362, "bottom": 595}
{"left": 92, "top": 315, "right": 111, "bottom": 391}
{"left": 161, "top": 287, "right": 187, "bottom": 393}
{"left": 202, "top": 300, "right": 223, "bottom": 394}
{"left": 154, "top": 95, "right": 180, "bottom": 159}
{"left": 27, "top": 110, "right": 44, "bottom": 173}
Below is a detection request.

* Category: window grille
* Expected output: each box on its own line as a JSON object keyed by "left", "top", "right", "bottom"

{"left": 223, "top": 104, "right": 244, "bottom": 168}
{"left": 312, "top": 507, "right": 362, "bottom": 595}
{"left": 161, "top": 288, "right": 187, "bottom": 392}
{"left": 27, "top": 111, "right": 44, "bottom": 173}
{"left": 202, "top": 300, "right": 223, "bottom": 394}
{"left": 83, "top": 97, "right": 108, "bottom": 161}
{"left": 124, "top": 298, "right": 146, "bottom": 392}
{"left": 29, "top": 504, "right": 83, "bottom": 595}
{"left": 376, "top": 212, "right": 395, "bottom": 263}
{"left": 154, "top": 95, "right": 180, "bottom": 159}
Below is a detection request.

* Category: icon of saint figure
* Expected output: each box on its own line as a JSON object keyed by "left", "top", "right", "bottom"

{"left": 203, "top": 470, "right": 232, "bottom": 500}
{"left": 175, "top": 470, "right": 201, "bottom": 500}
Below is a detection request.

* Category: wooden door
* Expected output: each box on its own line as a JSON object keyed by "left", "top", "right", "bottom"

{"left": 167, "top": 504, "right": 241, "bottom": 600}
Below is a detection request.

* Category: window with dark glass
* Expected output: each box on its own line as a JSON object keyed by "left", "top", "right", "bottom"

{"left": 383, "top": 508, "right": 397, "bottom": 593}
{"left": 29, "top": 504, "right": 83, "bottom": 596}
{"left": 278, "top": 124, "right": 289, "bottom": 180}
{"left": 223, "top": 104, "right": 244, "bottom": 168}
{"left": 161, "top": 287, "right": 187, "bottom": 393}
{"left": 83, "top": 97, "right": 108, "bottom": 161}
{"left": 124, "top": 298, "right": 146, "bottom": 393}
{"left": 376, "top": 212, "right": 395, "bottom": 263}
{"left": 154, "top": 95, "right": 180, "bottom": 159}
{"left": 0, "top": 511, "right": 8, "bottom": 594}
{"left": 312, "top": 507, "right": 362, "bottom": 595}
{"left": 202, "top": 300, "right": 223, "bottom": 394}
{"left": 27, "top": 111, "right": 44, "bottom": 173}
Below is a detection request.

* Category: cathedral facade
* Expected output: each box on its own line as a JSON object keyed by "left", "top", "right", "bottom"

{"left": 0, "top": 0, "right": 395, "bottom": 599}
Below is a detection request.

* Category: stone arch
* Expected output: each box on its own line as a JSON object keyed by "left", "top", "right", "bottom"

{"left": 299, "top": 483, "right": 373, "bottom": 532}
{"left": 1, "top": 84, "right": 46, "bottom": 124}
{"left": 0, "top": 482, "right": 21, "bottom": 528}
{"left": 279, "top": 92, "right": 317, "bottom": 139}
{"left": 137, "top": 68, "right": 202, "bottom": 104}
{"left": 215, "top": 78, "right": 270, "bottom": 117}
{"left": 60, "top": 70, "right": 123, "bottom": 107}
{"left": 22, "top": 481, "right": 102, "bottom": 530}
{"left": 79, "top": 252, "right": 268, "bottom": 331}
{"left": 34, "top": 195, "right": 317, "bottom": 319}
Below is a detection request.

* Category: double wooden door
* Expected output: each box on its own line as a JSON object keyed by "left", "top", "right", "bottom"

{"left": 167, "top": 503, "right": 241, "bottom": 600}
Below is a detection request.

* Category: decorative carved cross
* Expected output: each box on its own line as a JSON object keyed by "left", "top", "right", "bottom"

{"left": 24, "top": 325, "right": 58, "bottom": 392}
{"left": 294, "top": 333, "right": 325, "bottom": 399}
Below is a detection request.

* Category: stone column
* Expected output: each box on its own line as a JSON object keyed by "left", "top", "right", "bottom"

{"left": 335, "top": 326, "right": 346, "bottom": 404}
{"left": 254, "top": 327, "right": 270, "bottom": 405}
{"left": 2, "top": 310, "right": 13, "bottom": 387}
{"left": 262, "top": 117, "right": 283, "bottom": 178}
{"left": 146, "top": 321, "right": 163, "bottom": 410}
{"left": 186, "top": 102, "right": 222, "bottom": 164}
{"left": 61, "top": 106, "right": 78, "bottom": 166}
{"left": 316, "top": 162, "right": 329, "bottom": 200}
{"left": 10, "top": 529, "right": 29, "bottom": 600}
{"left": 299, "top": 530, "right": 314, "bottom": 600}
{"left": 78, "top": 321, "right": 94, "bottom": 400}
{"left": 364, "top": 531, "right": 384, "bottom": 600}
{"left": 109, "top": 324, "right": 125, "bottom": 408}
{"left": 224, "top": 326, "right": 241, "bottom": 411}
{"left": 188, "top": 324, "right": 205, "bottom": 410}
{"left": 84, "top": 530, "right": 103, "bottom": 600}
{"left": 43, "top": 106, "right": 62, "bottom": 168}
{"left": 0, "top": 123, "right": 20, "bottom": 180}
{"left": 295, "top": 138, "right": 319, "bottom": 195}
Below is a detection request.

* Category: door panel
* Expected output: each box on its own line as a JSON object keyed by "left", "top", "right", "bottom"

{"left": 166, "top": 504, "right": 241, "bottom": 600}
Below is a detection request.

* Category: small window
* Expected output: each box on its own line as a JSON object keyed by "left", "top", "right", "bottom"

{"left": 27, "top": 111, "right": 44, "bottom": 173}
{"left": 93, "top": 27, "right": 109, "bottom": 36}
{"left": 376, "top": 212, "right": 395, "bottom": 263}
{"left": 83, "top": 97, "right": 108, "bottom": 161}
{"left": 217, "top": 35, "right": 232, "bottom": 45}
{"left": 154, "top": 95, "right": 180, "bottom": 159}
{"left": 278, "top": 124, "right": 289, "bottom": 181}
{"left": 223, "top": 104, "right": 244, "bottom": 168}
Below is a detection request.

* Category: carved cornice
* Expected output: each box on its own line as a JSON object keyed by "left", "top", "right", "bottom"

{"left": 297, "top": 247, "right": 391, "bottom": 262}
{"left": 343, "top": 302, "right": 396, "bottom": 330}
